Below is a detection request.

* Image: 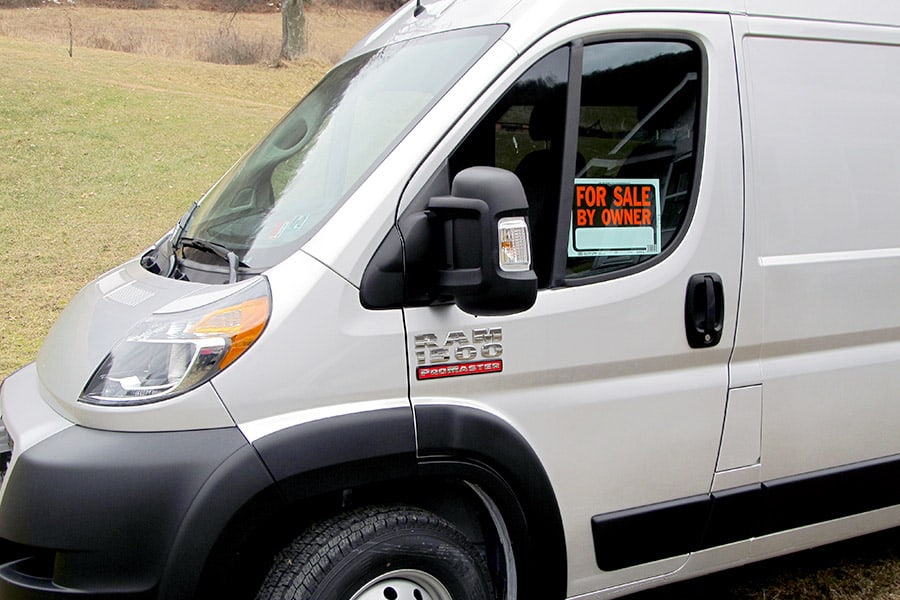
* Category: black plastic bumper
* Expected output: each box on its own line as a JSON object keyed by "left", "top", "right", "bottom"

{"left": 0, "top": 425, "right": 273, "bottom": 599}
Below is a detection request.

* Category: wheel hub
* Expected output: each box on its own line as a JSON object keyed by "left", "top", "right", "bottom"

{"left": 350, "top": 569, "right": 453, "bottom": 600}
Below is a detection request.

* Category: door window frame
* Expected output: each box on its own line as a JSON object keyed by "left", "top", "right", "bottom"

{"left": 550, "top": 32, "right": 710, "bottom": 287}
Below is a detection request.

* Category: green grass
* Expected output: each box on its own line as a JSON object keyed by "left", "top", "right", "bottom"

{"left": 0, "top": 36, "right": 328, "bottom": 379}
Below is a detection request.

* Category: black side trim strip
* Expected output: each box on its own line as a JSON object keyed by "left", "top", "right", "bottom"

{"left": 764, "top": 453, "right": 900, "bottom": 533}
{"left": 592, "top": 494, "right": 709, "bottom": 571}
{"left": 704, "top": 483, "right": 763, "bottom": 549}
{"left": 592, "top": 454, "right": 900, "bottom": 571}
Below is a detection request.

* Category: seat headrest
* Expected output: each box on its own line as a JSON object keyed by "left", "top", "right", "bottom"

{"left": 528, "top": 89, "right": 566, "bottom": 143}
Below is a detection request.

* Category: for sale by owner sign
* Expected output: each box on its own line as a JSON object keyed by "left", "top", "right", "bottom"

{"left": 568, "top": 178, "right": 661, "bottom": 257}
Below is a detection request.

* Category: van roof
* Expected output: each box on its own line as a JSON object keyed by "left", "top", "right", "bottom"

{"left": 347, "top": 0, "right": 899, "bottom": 60}
{"left": 745, "top": 0, "right": 900, "bottom": 27}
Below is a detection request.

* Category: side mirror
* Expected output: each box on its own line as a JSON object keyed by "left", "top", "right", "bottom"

{"left": 427, "top": 166, "right": 537, "bottom": 316}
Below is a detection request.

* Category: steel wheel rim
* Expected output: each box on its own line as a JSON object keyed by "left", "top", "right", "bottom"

{"left": 349, "top": 569, "right": 453, "bottom": 600}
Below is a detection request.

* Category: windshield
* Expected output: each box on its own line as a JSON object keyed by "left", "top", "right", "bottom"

{"left": 176, "top": 25, "right": 504, "bottom": 277}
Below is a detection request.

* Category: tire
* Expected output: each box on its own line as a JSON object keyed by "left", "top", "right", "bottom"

{"left": 256, "top": 505, "right": 496, "bottom": 600}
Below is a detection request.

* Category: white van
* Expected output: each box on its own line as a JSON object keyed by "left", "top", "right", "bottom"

{"left": 2, "top": 0, "right": 900, "bottom": 598}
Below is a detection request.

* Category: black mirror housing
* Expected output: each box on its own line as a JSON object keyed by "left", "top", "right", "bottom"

{"left": 427, "top": 166, "right": 537, "bottom": 316}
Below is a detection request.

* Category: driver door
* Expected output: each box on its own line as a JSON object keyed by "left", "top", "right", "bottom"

{"left": 405, "top": 12, "right": 743, "bottom": 597}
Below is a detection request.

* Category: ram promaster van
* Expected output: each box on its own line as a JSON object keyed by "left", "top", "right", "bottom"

{"left": 3, "top": 1, "right": 900, "bottom": 598}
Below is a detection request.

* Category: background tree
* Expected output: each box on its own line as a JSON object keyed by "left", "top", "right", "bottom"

{"left": 281, "top": 0, "right": 307, "bottom": 60}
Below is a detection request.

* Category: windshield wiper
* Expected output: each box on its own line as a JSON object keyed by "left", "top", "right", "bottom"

{"left": 141, "top": 203, "right": 200, "bottom": 277}
{"left": 177, "top": 237, "right": 248, "bottom": 284}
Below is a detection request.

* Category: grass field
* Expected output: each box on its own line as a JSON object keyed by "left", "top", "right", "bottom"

{"left": 2, "top": 5, "right": 900, "bottom": 599}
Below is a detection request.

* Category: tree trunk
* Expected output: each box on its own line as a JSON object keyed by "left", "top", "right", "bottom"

{"left": 280, "top": 0, "right": 307, "bottom": 60}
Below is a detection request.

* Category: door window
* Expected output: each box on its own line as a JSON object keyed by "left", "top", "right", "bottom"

{"left": 567, "top": 41, "right": 701, "bottom": 280}
{"left": 449, "top": 39, "right": 702, "bottom": 286}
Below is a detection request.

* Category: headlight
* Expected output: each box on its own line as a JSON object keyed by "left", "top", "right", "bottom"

{"left": 80, "top": 278, "right": 271, "bottom": 406}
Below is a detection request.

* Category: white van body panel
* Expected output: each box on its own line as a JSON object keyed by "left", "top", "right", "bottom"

{"left": 733, "top": 15, "right": 900, "bottom": 479}
{"left": 405, "top": 11, "right": 743, "bottom": 596}
{"left": 498, "top": 0, "right": 743, "bottom": 53}
{"left": 211, "top": 250, "right": 408, "bottom": 433}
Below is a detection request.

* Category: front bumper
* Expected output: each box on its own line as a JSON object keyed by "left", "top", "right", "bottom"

{"left": 0, "top": 369, "right": 273, "bottom": 599}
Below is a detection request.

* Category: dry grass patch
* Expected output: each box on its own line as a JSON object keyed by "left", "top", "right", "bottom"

{"left": 0, "top": 4, "right": 386, "bottom": 63}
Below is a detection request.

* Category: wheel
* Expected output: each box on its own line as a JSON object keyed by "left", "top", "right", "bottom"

{"left": 256, "top": 506, "right": 496, "bottom": 600}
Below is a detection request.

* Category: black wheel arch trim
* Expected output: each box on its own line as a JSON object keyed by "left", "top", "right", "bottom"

{"left": 414, "top": 403, "right": 567, "bottom": 600}
{"left": 189, "top": 405, "right": 420, "bottom": 599}
{"left": 250, "top": 405, "right": 419, "bottom": 498}
{"left": 161, "top": 441, "right": 275, "bottom": 599}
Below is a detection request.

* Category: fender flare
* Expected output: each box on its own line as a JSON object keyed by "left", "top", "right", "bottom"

{"left": 167, "top": 406, "right": 418, "bottom": 598}
{"left": 415, "top": 404, "right": 567, "bottom": 600}
{"left": 175, "top": 404, "right": 565, "bottom": 598}
{"left": 251, "top": 405, "right": 419, "bottom": 497}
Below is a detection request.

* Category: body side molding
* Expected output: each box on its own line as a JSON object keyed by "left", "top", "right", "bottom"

{"left": 593, "top": 453, "right": 900, "bottom": 570}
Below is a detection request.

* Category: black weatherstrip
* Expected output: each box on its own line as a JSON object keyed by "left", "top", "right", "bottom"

{"left": 593, "top": 453, "right": 900, "bottom": 571}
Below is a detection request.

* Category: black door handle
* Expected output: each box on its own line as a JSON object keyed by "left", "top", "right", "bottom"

{"left": 685, "top": 273, "right": 724, "bottom": 348}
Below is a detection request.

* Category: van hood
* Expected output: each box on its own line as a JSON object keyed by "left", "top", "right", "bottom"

{"left": 35, "top": 259, "right": 244, "bottom": 408}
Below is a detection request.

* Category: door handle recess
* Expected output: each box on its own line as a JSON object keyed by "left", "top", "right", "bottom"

{"left": 685, "top": 273, "right": 724, "bottom": 348}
